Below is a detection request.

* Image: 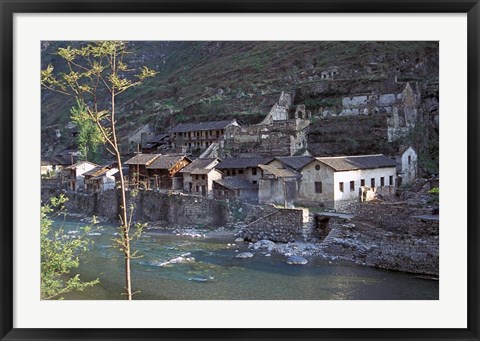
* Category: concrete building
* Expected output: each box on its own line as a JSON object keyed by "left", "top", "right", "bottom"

{"left": 180, "top": 158, "right": 222, "bottom": 198}
{"left": 396, "top": 146, "right": 418, "bottom": 186}
{"left": 297, "top": 154, "right": 397, "bottom": 210}
{"left": 258, "top": 164, "right": 301, "bottom": 207}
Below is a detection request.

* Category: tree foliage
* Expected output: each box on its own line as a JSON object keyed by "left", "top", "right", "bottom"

{"left": 70, "top": 99, "right": 104, "bottom": 163}
{"left": 41, "top": 195, "right": 99, "bottom": 300}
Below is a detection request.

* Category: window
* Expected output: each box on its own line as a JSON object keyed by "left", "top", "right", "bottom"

{"left": 408, "top": 155, "right": 411, "bottom": 165}
{"left": 315, "top": 164, "right": 321, "bottom": 171}
{"left": 389, "top": 175, "right": 394, "bottom": 186}
{"left": 239, "top": 170, "right": 244, "bottom": 174}
{"left": 380, "top": 177, "right": 385, "bottom": 186}
{"left": 252, "top": 181, "right": 257, "bottom": 184}
{"left": 339, "top": 182, "right": 344, "bottom": 192}
{"left": 252, "top": 168, "right": 257, "bottom": 176}
{"left": 232, "top": 170, "right": 236, "bottom": 176}
{"left": 371, "top": 178, "right": 375, "bottom": 188}
{"left": 360, "top": 179, "right": 365, "bottom": 187}
{"left": 226, "top": 170, "right": 231, "bottom": 176}
{"left": 350, "top": 181, "right": 355, "bottom": 191}
{"left": 315, "top": 182, "right": 322, "bottom": 193}
{"left": 196, "top": 185, "right": 199, "bottom": 192}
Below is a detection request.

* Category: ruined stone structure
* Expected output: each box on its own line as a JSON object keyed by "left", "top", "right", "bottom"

{"left": 327, "top": 82, "right": 421, "bottom": 142}
{"left": 223, "top": 92, "right": 310, "bottom": 157}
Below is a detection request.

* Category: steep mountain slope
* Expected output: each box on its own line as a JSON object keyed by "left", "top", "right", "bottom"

{"left": 41, "top": 41, "right": 439, "bottom": 172}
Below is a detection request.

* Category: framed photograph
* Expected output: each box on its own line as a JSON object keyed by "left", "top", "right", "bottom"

{"left": 1, "top": 1, "right": 479, "bottom": 340}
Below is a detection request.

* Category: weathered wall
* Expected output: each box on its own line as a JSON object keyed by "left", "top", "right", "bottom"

{"left": 238, "top": 207, "right": 305, "bottom": 243}
{"left": 42, "top": 188, "right": 230, "bottom": 227}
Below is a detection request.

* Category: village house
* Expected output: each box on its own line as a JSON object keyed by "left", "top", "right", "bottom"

{"left": 267, "top": 156, "right": 313, "bottom": 172}
{"left": 258, "top": 164, "right": 301, "bottom": 207}
{"left": 146, "top": 154, "right": 191, "bottom": 190}
{"left": 170, "top": 119, "right": 240, "bottom": 152}
{"left": 180, "top": 158, "right": 222, "bottom": 198}
{"left": 296, "top": 154, "right": 397, "bottom": 210}
{"left": 215, "top": 157, "right": 273, "bottom": 184}
{"left": 396, "top": 145, "right": 418, "bottom": 186}
{"left": 61, "top": 160, "right": 98, "bottom": 192}
{"left": 124, "top": 153, "right": 161, "bottom": 188}
{"left": 213, "top": 177, "right": 258, "bottom": 203}
{"left": 141, "top": 133, "right": 170, "bottom": 153}
{"left": 41, "top": 153, "right": 78, "bottom": 177}
{"left": 83, "top": 163, "right": 119, "bottom": 194}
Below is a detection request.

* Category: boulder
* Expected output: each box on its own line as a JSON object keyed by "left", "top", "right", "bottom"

{"left": 286, "top": 256, "right": 308, "bottom": 265}
{"left": 236, "top": 252, "right": 254, "bottom": 259}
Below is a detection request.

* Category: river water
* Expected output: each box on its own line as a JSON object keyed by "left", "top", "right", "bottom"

{"left": 59, "top": 220, "right": 438, "bottom": 300}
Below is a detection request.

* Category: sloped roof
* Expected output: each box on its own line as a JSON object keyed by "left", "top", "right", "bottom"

{"left": 271, "top": 156, "right": 313, "bottom": 170}
{"left": 180, "top": 158, "right": 219, "bottom": 174}
{"left": 259, "top": 164, "right": 301, "bottom": 178}
{"left": 83, "top": 166, "right": 109, "bottom": 177}
{"left": 170, "top": 119, "right": 237, "bottom": 133}
{"left": 214, "top": 177, "right": 257, "bottom": 190}
{"left": 315, "top": 154, "right": 397, "bottom": 171}
{"left": 91, "top": 168, "right": 118, "bottom": 180}
{"left": 147, "top": 155, "right": 190, "bottom": 170}
{"left": 147, "top": 133, "right": 169, "bottom": 143}
{"left": 124, "top": 153, "right": 160, "bottom": 166}
{"left": 216, "top": 157, "right": 273, "bottom": 169}
{"left": 64, "top": 160, "right": 98, "bottom": 170}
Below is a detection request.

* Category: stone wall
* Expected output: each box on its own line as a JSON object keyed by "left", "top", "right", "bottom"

{"left": 238, "top": 207, "right": 305, "bottom": 243}
{"left": 42, "top": 188, "right": 230, "bottom": 227}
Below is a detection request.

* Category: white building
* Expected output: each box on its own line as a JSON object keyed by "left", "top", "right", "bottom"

{"left": 396, "top": 146, "right": 418, "bottom": 186}
{"left": 62, "top": 161, "right": 98, "bottom": 192}
{"left": 297, "top": 154, "right": 397, "bottom": 210}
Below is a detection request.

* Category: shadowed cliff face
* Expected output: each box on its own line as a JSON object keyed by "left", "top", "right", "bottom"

{"left": 41, "top": 41, "right": 438, "bottom": 172}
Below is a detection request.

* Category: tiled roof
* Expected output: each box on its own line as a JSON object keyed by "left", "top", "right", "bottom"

{"left": 41, "top": 155, "right": 76, "bottom": 166}
{"left": 83, "top": 166, "right": 108, "bottom": 177}
{"left": 170, "top": 119, "right": 237, "bottom": 133}
{"left": 64, "top": 160, "right": 98, "bottom": 170}
{"left": 147, "top": 155, "right": 190, "bottom": 170}
{"left": 214, "top": 177, "right": 257, "bottom": 190}
{"left": 272, "top": 156, "right": 313, "bottom": 170}
{"left": 315, "top": 154, "right": 397, "bottom": 171}
{"left": 216, "top": 157, "right": 273, "bottom": 169}
{"left": 124, "top": 153, "right": 160, "bottom": 166}
{"left": 147, "top": 133, "right": 169, "bottom": 143}
{"left": 259, "top": 164, "right": 300, "bottom": 178}
{"left": 91, "top": 168, "right": 118, "bottom": 180}
{"left": 180, "top": 158, "right": 219, "bottom": 174}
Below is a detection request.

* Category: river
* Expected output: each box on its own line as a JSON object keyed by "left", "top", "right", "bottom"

{"left": 58, "top": 219, "right": 438, "bottom": 300}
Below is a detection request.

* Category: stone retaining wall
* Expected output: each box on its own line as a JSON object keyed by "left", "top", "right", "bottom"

{"left": 238, "top": 207, "right": 305, "bottom": 243}
{"left": 42, "top": 188, "right": 230, "bottom": 227}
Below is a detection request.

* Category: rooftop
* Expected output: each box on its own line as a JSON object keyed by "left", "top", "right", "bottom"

{"left": 170, "top": 119, "right": 238, "bottom": 133}
{"left": 147, "top": 155, "right": 190, "bottom": 170}
{"left": 214, "top": 177, "right": 257, "bottom": 190}
{"left": 216, "top": 157, "right": 273, "bottom": 169}
{"left": 180, "top": 158, "right": 220, "bottom": 174}
{"left": 315, "top": 154, "right": 397, "bottom": 171}
{"left": 271, "top": 156, "right": 313, "bottom": 170}
{"left": 259, "top": 164, "right": 300, "bottom": 178}
{"left": 64, "top": 160, "right": 99, "bottom": 170}
{"left": 124, "top": 153, "right": 160, "bottom": 166}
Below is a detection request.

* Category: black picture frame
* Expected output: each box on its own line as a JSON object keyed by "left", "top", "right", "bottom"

{"left": 1, "top": 1, "right": 479, "bottom": 340}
